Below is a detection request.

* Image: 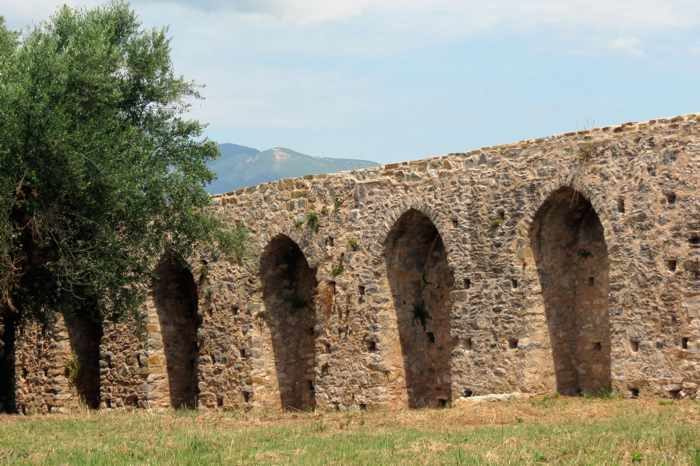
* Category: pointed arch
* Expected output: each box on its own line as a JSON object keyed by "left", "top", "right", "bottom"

{"left": 153, "top": 255, "right": 200, "bottom": 409}
{"left": 64, "top": 312, "right": 103, "bottom": 409}
{"left": 261, "top": 234, "right": 318, "bottom": 411}
{"left": 385, "top": 208, "right": 454, "bottom": 408}
{"left": 530, "top": 187, "right": 611, "bottom": 395}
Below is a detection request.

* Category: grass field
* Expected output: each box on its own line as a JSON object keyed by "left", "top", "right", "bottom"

{"left": 0, "top": 396, "right": 698, "bottom": 465}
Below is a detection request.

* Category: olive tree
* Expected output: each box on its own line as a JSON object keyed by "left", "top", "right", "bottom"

{"left": 0, "top": 3, "right": 233, "bottom": 324}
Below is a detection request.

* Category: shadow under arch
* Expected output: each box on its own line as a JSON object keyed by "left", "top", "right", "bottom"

{"left": 153, "top": 254, "right": 200, "bottom": 409}
{"left": 64, "top": 311, "right": 103, "bottom": 409}
{"left": 384, "top": 208, "right": 454, "bottom": 408}
{"left": 530, "top": 187, "right": 611, "bottom": 395}
{"left": 0, "top": 314, "right": 16, "bottom": 413}
{"left": 260, "top": 234, "right": 318, "bottom": 411}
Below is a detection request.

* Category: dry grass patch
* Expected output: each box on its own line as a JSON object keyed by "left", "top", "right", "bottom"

{"left": 0, "top": 396, "right": 697, "bottom": 465}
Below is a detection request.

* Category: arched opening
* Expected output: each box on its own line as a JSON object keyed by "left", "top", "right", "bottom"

{"left": 154, "top": 255, "right": 200, "bottom": 409}
{"left": 0, "top": 315, "right": 16, "bottom": 413}
{"left": 385, "top": 209, "right": 454, "bottom": 408}
{"left": 531, "top": 187, "right": 611, "bottom": 395}
{"left": 64, "top": 313, "right": 102, "bottom": 409}
{"left": 261, "top": 235, "right": 317, "bottom": 411}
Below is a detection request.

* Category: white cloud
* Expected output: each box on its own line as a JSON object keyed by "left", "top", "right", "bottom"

{"left": 11, "top": 0, "right": 696, "bottom": 30}
{"left": 4, "top": 0, "right": 700, "bottom": 157}
{"left": 130, "top": 0, "right": 700, "bottom": 31}
{"left": 608, "top": 36, "right": 644, "bottom": 57}
{"left": 3, "top": 0, "right": 101, "bottom": 29}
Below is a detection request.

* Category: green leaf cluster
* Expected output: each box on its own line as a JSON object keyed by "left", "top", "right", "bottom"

{"left": 0, "top": 3, "right": 229, "bottom": 322}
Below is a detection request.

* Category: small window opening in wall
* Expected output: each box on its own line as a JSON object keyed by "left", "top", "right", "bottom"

{"left": 630, "top": 339, "right": 640, "bottom": 352}
{"left": 462, "top": 388, "right": 474, "bottom": 398}
{"left": 464, "top": 278, "right": 471, "bottom": 289}
{"left": 629, "top": 387, "right": 640, "bottom": 398}
{"left": 617, "top": 197, "right": 625, "bottom": 213}
{"left": 465, "top": 337, "right": 473, "bottom": 350}
{"left": 452, "top": 218, "right": 459, "bottom": 228}
{"left": 358, "top": 285, "right": 366, "bottom": 303}
{"left": 242, "top": 390, "right": 252, "bottom": 403}
{"left": 665, "top": 192, "right": 677, "bottom": 205}
{"left": 593, "top": 342, "right": 602, "bottom": 351}
{"left": 508, "top": 338, "right": 519, "bottom": 349}
{"left": 438, "top": 398, "right": 449, "bottom": 408}
{"left": 324, "top": 341, "right": 332, "bottom": 353}
{"left": 656, "top": 340, "right": 664, "bottom": 349}
{"left": 240, "top": 348, "right": 247, "bottom": 359}
{"left": 321, "top": 363, "right": 329, "bottom": 377}
{"left": 217, "top": 395, "right": 224, "bottom": 407}
{"left": 681, "top": 337, "right": 689, "bottom": 350}
{"left": 427, "top": 332, "right": 436, "bottom": 344}
{"left": 511, "top": 278, "right": 519, "bottom": 289}
{"left": 588, "top": 276, "right": 595, "bottom": 286}
{"left": 666, "top": 259, "right": 677, "bottom": 272}
{"left": 690, "top": 235, "right": 700, "bottom": 247}
{"left": 366, "top": 340, "right": 378, "bottom": 352}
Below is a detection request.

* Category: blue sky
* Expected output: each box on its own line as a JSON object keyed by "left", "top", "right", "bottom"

{"left": 5, "top": 0, "right": 700, "bottom": 162}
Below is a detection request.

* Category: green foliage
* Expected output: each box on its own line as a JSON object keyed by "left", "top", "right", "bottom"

{"left": 347, "top": 237, "right": 359, "bottom": 251}
{"left": 578, "top": 142, "right": 595, "bottom": 162}
{"left": 412, "top": 301, "right": 430, "bottom": 329}
{"left": 490, "top": 217, "right": 504, "bottom": 230}
{"left": 65, "top": 355, "right": 80, "bottom": 387}
{"left": 577, "top": 249, "right": 593, "bottom": 259}
{"left": 0, "top": 3, "right": 227, "bottom": 322}
{"left": 294, "top": 219, "right": 304, "bottom": 230}
{"left": 331, "top": 263, "right": 344, "bottom": 277}
{"left": 333, "top": 197, "right": 342, "bottom": 212}
{"left": 212, "top": 223, "right": 249, "bottom": 264}
{"left": 306, "top": 212, "right": 320, "bottom": 233}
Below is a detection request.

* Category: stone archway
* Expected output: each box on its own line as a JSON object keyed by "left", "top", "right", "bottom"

{"left": 261, "top": 235, "right": 318, "bottom": 411}
{"left": 153, "top": 255, "right": 200, "bottom": 409}
{"left": 530, "top": 187, "right": 611, "bottom": 395}
{"left": 385, "top": 209, "right": 454, "bottom": 408}
{"left": 64, "top": 313, "right": 102, "bottom": 409}
{"left": 0, "top": 314, "right": 16, "bottom": 413}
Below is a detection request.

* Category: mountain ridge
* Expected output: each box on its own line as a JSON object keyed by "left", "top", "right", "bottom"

{"left": 206, "top": 144, "right": 379, "bottom": 194}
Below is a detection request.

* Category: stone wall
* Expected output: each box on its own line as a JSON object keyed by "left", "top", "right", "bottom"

{"left": 4, "top": 113, "right": 699, "bottom": 413}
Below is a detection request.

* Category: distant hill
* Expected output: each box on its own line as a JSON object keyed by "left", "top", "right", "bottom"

{"left": 206, "top": 144, "right": 379, "bottom": 194}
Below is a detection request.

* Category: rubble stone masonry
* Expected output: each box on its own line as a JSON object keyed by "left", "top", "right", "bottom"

{"left": 1, "top": 114, "right": 699, "bottom": 413}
